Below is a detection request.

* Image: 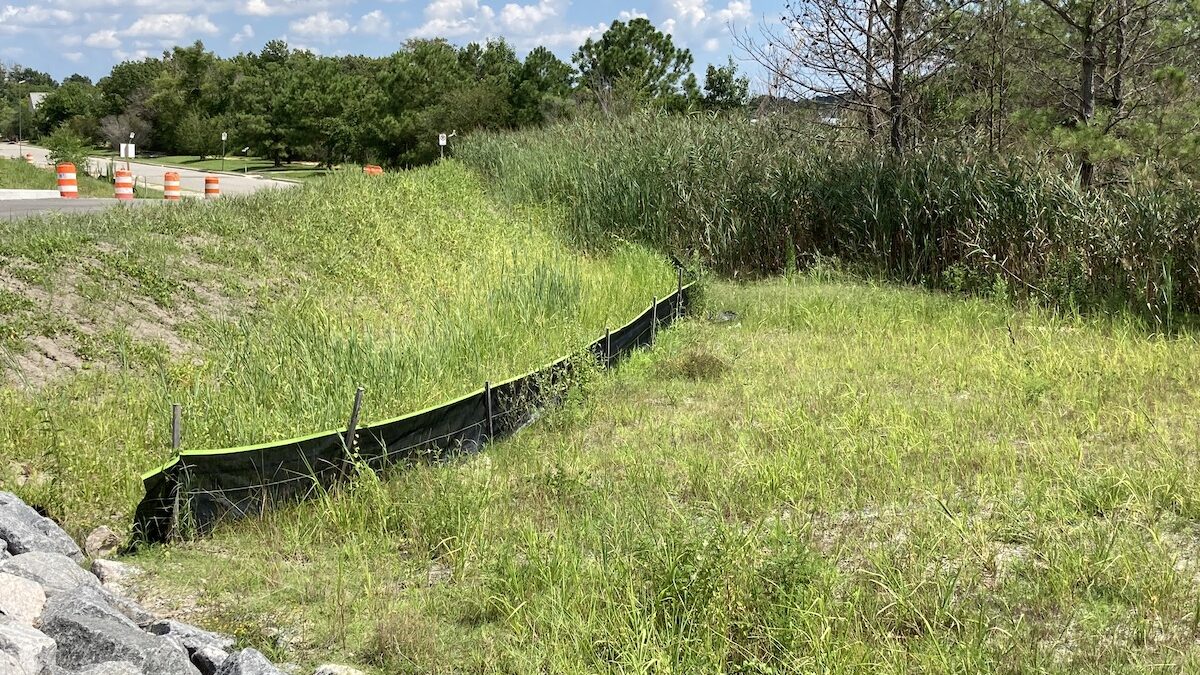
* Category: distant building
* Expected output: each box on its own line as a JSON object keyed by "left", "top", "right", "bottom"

{"left": 28, "top": 92, "right": 48, "bottom": 110}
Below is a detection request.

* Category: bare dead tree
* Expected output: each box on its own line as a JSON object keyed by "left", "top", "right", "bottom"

{"left": 738, "top": 0, "right": 980, "bottom": 154}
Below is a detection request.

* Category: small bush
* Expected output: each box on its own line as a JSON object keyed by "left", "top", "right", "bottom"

{"left": 44, "top": 127, "right": 91, "bottom": 174}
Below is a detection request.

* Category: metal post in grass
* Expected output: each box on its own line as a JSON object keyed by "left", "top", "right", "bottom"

{"left": 604, "top": 328, "right": 612, "bottom": 368}
{"left": 484, "top": 381, "right": 495, "bottom": 443}
{"left": 344, "top": 386, "right": 365, "bottom": 454}
{"left": 651, "top": 296, "right": 658, "bottom": 346}
{"left": 171, "top": 404, "right": 182, "bottom": 451}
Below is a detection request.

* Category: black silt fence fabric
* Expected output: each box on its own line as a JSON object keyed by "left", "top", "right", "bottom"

{"left": 133, "top": 283, "right": 695, "bottom": 543}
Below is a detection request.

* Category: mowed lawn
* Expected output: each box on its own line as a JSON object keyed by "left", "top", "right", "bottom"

{"left": 131, "top": 277, "right": 1200, "bottom": 673}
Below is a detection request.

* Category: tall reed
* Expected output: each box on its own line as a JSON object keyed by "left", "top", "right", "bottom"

{"left": 459, "top": 113, "right": 1200, "bottom": 326}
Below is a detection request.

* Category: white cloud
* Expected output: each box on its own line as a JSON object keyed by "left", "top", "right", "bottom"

{"left": 113, "top": 48, "right": 151, "bottom": 60}
{"left": 715, "top": 0, "right": 751, "bottom": 23}
{"left": 618, "top": 9, "right": 648, "bottom": 21}
{"left": 60, "top": 34, "right": 82, "bottom": 46}
{"left": 411, "top": 0, "right": 495, "bottom": 38}
{"left": 512, "top": 21, "right": 601, "bottom": 49}
{"left": 125, "top": 14, "right": 218, "bottom": 38}
{"left": 673, "top": 0, "right": 707, "bottom": 27}
{"left": 241, "top": 0, "right": 332, "bottom": 17}
{"left": 355, "top": 9, "right": 391, "bottom": 36}
{"left": 0, "top": 4, "right": 76, "bottom": 26}
{"left": 498, "top": 0, "right": 558, "bottom": 32}
{"left": 289, "top": 11, "right": 350, "bottom": 40}
{"left": 231, "top": 23, "right": 255, "bottom": 44}
{"left": 84, "top": 29, "right": 121, "bottom": 48}
{"left": 64, "top": 51, "right": 83, "bottom": 61}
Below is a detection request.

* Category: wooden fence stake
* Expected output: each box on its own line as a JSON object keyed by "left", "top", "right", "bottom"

{"left": 676, "top": 268, "right": 683, "bottom": 320}
{"left": 344, "top": 386, "right": 365, "bottom": 453}
{"left": 651, "top": 296, "right": 658, "bottom": 345}
{"left": 171, "top": 403, "right": 181, "bottom": 451}
{"left": 484, "top": 381, "right": 494, "bottom": 442}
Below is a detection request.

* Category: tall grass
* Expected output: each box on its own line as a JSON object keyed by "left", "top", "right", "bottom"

{"left": 459, "top": 113, "right": 1200, "bottom": 326}
{"left": 0, "top": 162, "right": 672, "bottom": 533}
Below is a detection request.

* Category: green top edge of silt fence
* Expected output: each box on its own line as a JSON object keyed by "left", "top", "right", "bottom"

{"left": 140, "top": 281, "right": 696, "bottom": 480}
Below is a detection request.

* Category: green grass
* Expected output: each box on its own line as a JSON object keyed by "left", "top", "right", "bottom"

{"left": 128, "top": 276, "right": 1200, "bottom": 673}
{"left": 121, "top": 154, "right": 335, "bottom": 182}
{"left": 0, "top": 157, "right": 121, "bottom": 198}
{"left": 0, "top": 160, "right": 671, "bottom": 538}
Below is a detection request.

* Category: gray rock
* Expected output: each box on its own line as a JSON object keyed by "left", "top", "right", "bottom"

{"left": 0, "top": 538, "right": 9, "bottom": 559}
{"left": 90, "top": 559, "right": 142, "bottom": 591}
{"left": 215, "top": 648, "right": 287, "bottom": 675}
{"left": 41, "top": 582, "right": 154, "bottom": 631}
{"left": 0, "top": 571, "right": 46, "bottom": 626}
{"left": 76, "top": 662, "right": 142, "bottom": 675}
{"left": 314, "top": 666, "right": 366, "bottom": 675}
{"left": 0, "top": 551, "right": 97, "bottom": 596}
{"left": 0, "top": 492, "right": 84, "bottom": 562}
{"left": 0, "top": 621, "right": 57, "bottom": 675}
{"left": 148, "top": 619, "right": 236, "bottom": 654}
{"left": 84, "top": 527, "right": 121, "bottom": 560}
{"left": 40, "top": 608, "right": 199, "bottom": 674}
{"left": 191, "top": 645, "right": 230, "bottom": 675}
{"left": 0, "top": 650, "right": 21, "bottom": 672}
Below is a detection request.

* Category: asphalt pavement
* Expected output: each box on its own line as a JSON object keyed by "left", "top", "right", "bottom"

{"left": 0, "top": 198, "right": 163, "bottom": 221}
{"left": 0, "top": 142, "right": 298, "bottom": 197}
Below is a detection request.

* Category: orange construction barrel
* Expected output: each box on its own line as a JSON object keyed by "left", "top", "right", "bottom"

{"left": 204, "top": 176, "right": 220, "bottom": 199}
{"left": 114, "top": 169, "right": 134, "bottom": 201}
{"left": 56, "top": 163, "right": 78, "bottom": 199}
{"left": 163, "top": 172, "right": 181, "bottom": 201}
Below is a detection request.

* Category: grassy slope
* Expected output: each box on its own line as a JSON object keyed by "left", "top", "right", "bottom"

{"left": 0, "top": 161, "right": 670, "bottom": 537}
{"left": 133, "top": 277, "right": 1200, "bottom": 673}
{"left": 0, "top": 157, "right": 119, "bottom": 198}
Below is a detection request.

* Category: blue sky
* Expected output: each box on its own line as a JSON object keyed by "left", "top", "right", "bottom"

{"left": 0, "top": 0, "right": 783, "bottom": 86}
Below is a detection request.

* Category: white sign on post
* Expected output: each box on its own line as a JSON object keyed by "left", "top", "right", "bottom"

{"left": 438, "top": 133, "right": 447, "bottom": 146}
{"left": 221, "top": 132, "right": 228, "bottom": 141}
{"left": 119, "top": 143, "right": 128, "bottom": 158}
{"left": 128, "top": 144, "right": 136, "bottom": 159}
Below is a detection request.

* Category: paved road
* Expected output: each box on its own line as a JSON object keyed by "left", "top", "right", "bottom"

{"left": 0, "top": 197, "right": 160, "bottom": 221}
{"left": 1, "top": 142, "right": 298, "bottom": 197}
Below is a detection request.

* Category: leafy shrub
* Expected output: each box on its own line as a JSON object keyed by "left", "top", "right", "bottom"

{"left": 44, "top": 126, "right": 91, "bottom": 174}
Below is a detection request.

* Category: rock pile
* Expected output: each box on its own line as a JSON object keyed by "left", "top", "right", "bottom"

{"left": 0, "top": 492, "right": 362, "bottom": 675}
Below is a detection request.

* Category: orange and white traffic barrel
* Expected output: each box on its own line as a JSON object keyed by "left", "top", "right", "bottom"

{"left": 163, "top": 172, "right": 181, "bottom": 201}
{"left": 362, "top": 165, "right": 383, "bottom": 175}
{"left": 56, "top": 163, "right": 78, "bottom": 199}
{"left": 24, "top": 153, "right": 34, "bottom": 164}
{"left": 204, "top": 176, "right": 220, "bottom": 199}
{"left": 114, "top": 169, "right": 134, "bottom": 201}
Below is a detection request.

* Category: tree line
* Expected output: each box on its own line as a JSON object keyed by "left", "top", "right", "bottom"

{"left": 0, "top": 18, "right": 749, "bottom": 168}
{"left": 742, "top": 0, "right": 1200, "bottom": 186}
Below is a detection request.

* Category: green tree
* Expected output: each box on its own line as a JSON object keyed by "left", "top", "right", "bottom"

{"left": 703, "top": 58, "right": 749, "bottom": 109}
{"left": 513, "top": 46, "right": 575, "bottom": 125}
{"left": 573, "top": 18, "right": 694, "bottom": 111}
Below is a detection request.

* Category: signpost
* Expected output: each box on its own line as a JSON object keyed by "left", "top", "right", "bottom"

{"left": 438, "top": 130, "right": 456, "bottom": 160}
{"left": 221, "top": 132, "right": 228, "bottom": 172}
{"left": 125, "top": 132, "right": 135, "bottom": 171}
{"left": 241, "top": 147, "right": 250, "bottom": 174}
